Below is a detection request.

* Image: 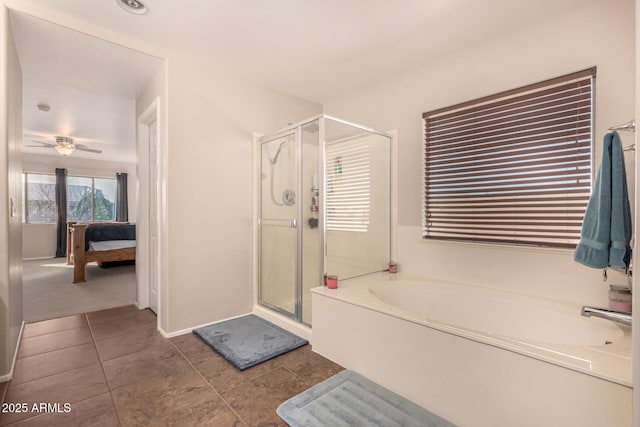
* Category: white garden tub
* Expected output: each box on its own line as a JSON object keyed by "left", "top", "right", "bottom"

{"left": 311, "top": 274, "right": 631, "bottom": 427}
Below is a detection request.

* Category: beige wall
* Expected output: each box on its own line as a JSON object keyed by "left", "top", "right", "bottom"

{"left": 22, "top": 224, "right": 54, "bottom": 259}
{"left": 0, "top": 6, "right": 23, "bottom": 378}
{"left": 324, "top": 0, "right": 636, "bottom": 307}
{"left": 164, "top": 54, "right": 320, "bottom": 332}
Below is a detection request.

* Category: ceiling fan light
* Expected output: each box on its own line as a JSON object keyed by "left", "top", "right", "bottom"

{"left": 55, "top": 145, "right": 74, "bottom": 156}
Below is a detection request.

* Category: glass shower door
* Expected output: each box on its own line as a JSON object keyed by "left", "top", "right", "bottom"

{"left": 259, "top": 131, "right": 299, "bottom": 318}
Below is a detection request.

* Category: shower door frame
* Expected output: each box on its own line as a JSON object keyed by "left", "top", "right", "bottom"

{"left": 256, "top": 114, "right": 394, "bottom": 326}
{"left": 258, "top": 127, "right": 303, "bottom": 321}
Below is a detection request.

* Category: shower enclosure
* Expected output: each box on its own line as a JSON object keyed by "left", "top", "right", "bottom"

{"left": 258, "top": 115, "right": 391, "bottom": 325}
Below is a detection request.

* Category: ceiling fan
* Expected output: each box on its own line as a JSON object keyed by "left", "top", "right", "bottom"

{"left": 28, "top": 136, "right": 102, "bottom": 156}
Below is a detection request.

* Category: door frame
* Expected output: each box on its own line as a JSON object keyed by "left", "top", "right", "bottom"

{"left": 256, "top": 128, "right": 301, "bottom": 320}
{"left": 136, "top": 97, "right": 161, "bottom": 319}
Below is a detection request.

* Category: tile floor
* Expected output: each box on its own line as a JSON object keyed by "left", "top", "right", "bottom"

{"left": 0, "top": 305, "right": 343, "bottom": 426}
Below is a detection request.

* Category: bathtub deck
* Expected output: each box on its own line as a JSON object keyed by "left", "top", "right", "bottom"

{"left": 311, "top": 275, "right": 632, "bottom": 427}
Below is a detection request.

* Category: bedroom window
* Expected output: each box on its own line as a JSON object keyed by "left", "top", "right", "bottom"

{"left": 22, "top": 173, "right": 56, "bottom": 223}
{"left": 23, "top": 173, "right": 117, "bottom": 223}
{"left": 422, "top": 68, "right": 595, "bottom": 248}
{"left": 67, "top": 176, "right": 117, "bottom": 222}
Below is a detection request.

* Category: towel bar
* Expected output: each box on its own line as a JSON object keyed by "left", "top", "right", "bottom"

{"left": 608, "top": 119, "right": 635, "bottom": 133}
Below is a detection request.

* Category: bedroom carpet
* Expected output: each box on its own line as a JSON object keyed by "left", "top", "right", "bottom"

{"left": 23, "top": 258, "right": 136, "bottom": 323}
{"left": 277, "top": 370, "right": 457, "bottom": 427}
{"left": 193, "top": 314, "right": 308, "bottom": 370}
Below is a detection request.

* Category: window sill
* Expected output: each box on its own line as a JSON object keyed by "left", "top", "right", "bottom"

{"left": 419, "top": 236, "right": 575, "bottom": 256}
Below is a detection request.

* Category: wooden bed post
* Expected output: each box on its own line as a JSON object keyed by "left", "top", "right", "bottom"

{"left": 66, "top": 221, "right": 76, "bottom": 265}
{"left": 72, "top": 224, "right": 87, "bottom": 283}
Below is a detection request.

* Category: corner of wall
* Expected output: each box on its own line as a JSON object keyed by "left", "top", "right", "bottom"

{"left": 0, "top": 3, "right": 24, "bottom": 378}
{"left": 631, "top": 1, "right": 639, "bottom": 425}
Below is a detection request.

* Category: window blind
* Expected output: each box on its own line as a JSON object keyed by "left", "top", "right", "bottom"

{"left": 326, "top": 139, "right": 371, "bottom": 232}
{"left": 422, "top": 68, "right": 595, "bottom": 248}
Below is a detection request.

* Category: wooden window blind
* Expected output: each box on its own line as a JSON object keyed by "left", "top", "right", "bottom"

{"left": 326, "top": 139, "right": 371, "bottom": 232}
{"left": 422, "top": 68, "right": 595, "bottom": 248}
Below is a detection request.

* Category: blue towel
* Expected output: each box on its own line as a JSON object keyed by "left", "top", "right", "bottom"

{"left": 574, "top": 131, "right": 632, "bottom": 269}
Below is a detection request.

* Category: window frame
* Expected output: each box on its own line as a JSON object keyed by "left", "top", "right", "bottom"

{"left": 22, "top": 172, "right": 57, "bottom": 224}
{"left": 422, "top": 68, "right": 595, "bottom": 249}
{"left": 22, "top": 172, "right": 117, "bottom": 224}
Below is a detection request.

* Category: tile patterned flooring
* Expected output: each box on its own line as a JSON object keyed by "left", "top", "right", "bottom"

{"left": 0, "top": 306, "right": 343, "bottom": 426}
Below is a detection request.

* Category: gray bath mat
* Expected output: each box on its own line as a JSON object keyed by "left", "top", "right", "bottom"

{"left": 192, "top": 314, "right": 308, "bottom": 371}
{"left": 277, "top": 370, "right": 457, "bottom": 427}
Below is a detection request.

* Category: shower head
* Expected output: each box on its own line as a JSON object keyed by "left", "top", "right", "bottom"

{"left": 270, "top": 140, "right": 289, "bottom": 164}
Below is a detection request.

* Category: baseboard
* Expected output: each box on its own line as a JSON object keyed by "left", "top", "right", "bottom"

{"left": 22, "top": 256, "right": 55, "bottom": 261}
{"left": 0, "top": 321, "right": 25, "bottom": 383}
{"left": 158, "top": 312, "right": 253, "bottom": 338}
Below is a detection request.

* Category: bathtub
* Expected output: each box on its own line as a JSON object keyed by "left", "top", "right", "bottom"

{"left": 311, "top": 274, "right": 632, "bottom": 427}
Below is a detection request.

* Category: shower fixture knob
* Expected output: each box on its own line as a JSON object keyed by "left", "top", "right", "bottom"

{"left": 282, "top": 189, "right": 296, "bottom": 206}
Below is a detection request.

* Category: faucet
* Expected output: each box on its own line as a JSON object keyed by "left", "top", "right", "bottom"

{"left": 580, "top": 306, "right": 632, "bottom": 326}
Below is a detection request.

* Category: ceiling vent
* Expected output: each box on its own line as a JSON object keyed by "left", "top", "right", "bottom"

{"left": 117, "top": 0, "right": 148, "bottom": 14}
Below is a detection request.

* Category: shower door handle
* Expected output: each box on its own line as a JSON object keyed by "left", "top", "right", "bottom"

{"left": 258, "top": 218, "right": 298, "bottom": 228}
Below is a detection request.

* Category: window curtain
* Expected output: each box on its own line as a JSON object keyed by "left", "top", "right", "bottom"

{"left": 116, "top": 172, "right": 128, "bottom": 222}
{"left": 55, "top": 168, "right": 68, "bottom": 258}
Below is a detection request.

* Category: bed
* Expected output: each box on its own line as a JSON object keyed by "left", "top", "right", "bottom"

{"left": 66, "top": 221, "right": 136, "bottom": 283}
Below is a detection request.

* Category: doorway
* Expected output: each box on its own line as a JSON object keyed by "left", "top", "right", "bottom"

{"left": 10, "top": 10, "right": 165, "bottom": 323}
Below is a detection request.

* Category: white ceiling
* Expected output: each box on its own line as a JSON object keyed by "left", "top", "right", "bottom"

{"left": 22, "top": 78, "right": 137, "bottom": 161}
{"left": 10, "top": 0, "right": 595, "bottom": 162}
{"left": 11, "top": 10, "right": 163, "bottom": 162}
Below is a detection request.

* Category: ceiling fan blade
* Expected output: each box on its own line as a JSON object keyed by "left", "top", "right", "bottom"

{"left": 75, "top": 144, "right": 102, "bottom": 154}
{"left": 30, "top": 140, "right": 56, "bottom": 147}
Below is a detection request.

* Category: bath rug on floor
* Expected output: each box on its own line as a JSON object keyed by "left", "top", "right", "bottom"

{"left": 277, "top": 370, "right": 457, "bottom": 427}
{"left": 192, "top": 314, "right": 308, "bottom": 371}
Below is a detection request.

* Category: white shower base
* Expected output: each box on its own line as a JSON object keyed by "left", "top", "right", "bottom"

{"left": 253, "top": 302, "right": 312, "bottom": 342}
